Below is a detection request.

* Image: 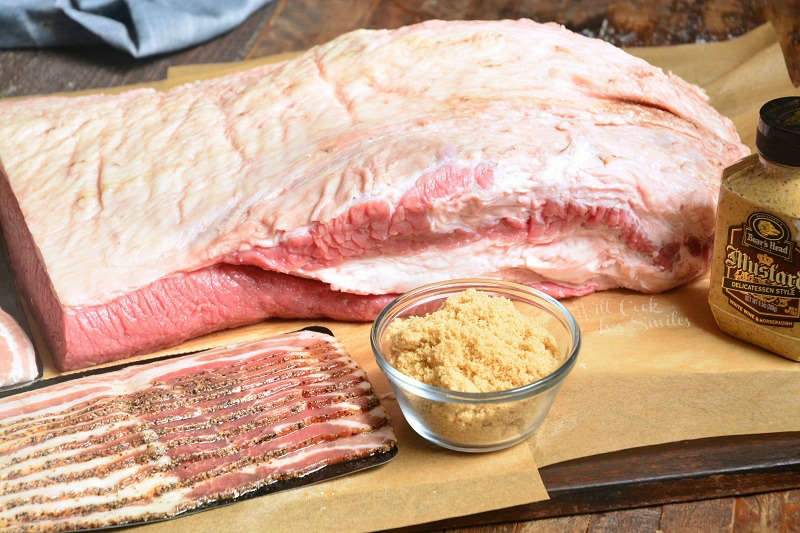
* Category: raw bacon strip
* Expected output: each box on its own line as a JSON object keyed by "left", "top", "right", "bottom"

{"left": 0, "top": 308, "right": 37, "bottom": 388}
{"left": 0, "top": 330, "right": 397, "bottom": 532}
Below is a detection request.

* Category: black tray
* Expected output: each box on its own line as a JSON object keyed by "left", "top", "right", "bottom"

{"left": 0, "top": 321, "right": 398, "bottom": 531}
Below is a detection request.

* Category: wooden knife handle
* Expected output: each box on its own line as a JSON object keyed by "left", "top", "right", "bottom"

{"left": 766, "top": 0, "right": 800, "bottom": 86}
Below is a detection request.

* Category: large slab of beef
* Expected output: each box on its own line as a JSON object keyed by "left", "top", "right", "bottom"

{"left": 0, "top": 330, "right": 397, "bottom": 532}
{"left": 0, "top": 20, "right": 748, "bottom": 370}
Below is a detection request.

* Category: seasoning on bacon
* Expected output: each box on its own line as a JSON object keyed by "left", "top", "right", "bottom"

{"left": 0, "top": 307, "right": 37, "bottom": 388}
{"left": 0, "top": 330, "right": 397, "bottom": 532}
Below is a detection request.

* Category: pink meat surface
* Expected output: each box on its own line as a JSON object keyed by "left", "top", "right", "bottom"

{"left": 0, "top": 330, "right": 396, "bottom": 532}
{"left": 0, "top": 19, "right": 748, "bottom": 370}
{"left": 0, "top": 308, "right": 37, "bottom": 387}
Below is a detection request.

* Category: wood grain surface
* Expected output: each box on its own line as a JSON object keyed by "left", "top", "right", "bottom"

{"left": 441, "top": 493, "right": 800, "bottom": 532}
{"left": 766, "top": 0, "right": 800, "bottom": 85}
{"left": 0, "top": 1, "right": 798, "bottom": 531}
{"left": 397, "top": 432, "right": 800, "bottom": 532}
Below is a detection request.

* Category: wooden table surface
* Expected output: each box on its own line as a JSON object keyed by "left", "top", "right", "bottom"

{"left": 0, "top": 1, "right": 797, "bottom": 531}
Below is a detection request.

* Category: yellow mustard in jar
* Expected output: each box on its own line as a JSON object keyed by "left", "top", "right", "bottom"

{"left": 709, "top": 97, "right": 800, "bottom": 361}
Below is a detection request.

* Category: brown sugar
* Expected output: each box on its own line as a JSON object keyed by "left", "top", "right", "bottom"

{"left": 384, "top": 289, "right": 563, "bottom": 447}
{"left": 386, "top": 288, "right": 559, "bottom": 392}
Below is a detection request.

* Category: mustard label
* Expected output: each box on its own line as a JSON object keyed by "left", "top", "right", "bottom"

{"left": 721, "top": 212, "right": 800, "bottom": 327}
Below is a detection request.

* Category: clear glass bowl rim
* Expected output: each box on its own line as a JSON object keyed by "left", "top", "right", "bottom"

{"left": 370, "top": 278, "right": 582, "bottom": 404}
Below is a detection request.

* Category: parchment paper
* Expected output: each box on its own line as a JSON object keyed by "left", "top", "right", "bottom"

{"left": 10, "top": 21, "right": 800, "bottom": 531}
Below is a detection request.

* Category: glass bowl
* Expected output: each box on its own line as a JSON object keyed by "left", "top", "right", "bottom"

{"left": 370, "top": 278, "right": 581, "bottom": 453}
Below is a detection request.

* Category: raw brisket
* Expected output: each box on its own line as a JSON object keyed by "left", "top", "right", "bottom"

{"left": 0, "top": 20, "right": 748, "bottom": 369}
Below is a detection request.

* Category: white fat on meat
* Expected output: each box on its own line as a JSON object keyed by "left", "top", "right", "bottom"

{"left": 306, "top": 232, "right": 703, "bottom": 295}
{"left": 0, "top": 19, "right": 747, "bottom": 309}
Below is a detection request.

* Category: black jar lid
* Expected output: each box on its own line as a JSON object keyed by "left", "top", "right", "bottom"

{"left": 756, "top": 97, "right": 800, "bottom": 166}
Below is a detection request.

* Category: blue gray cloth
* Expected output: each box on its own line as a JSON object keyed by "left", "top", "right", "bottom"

{"left": 0, "top": 0, "right": 273, "bottom": 58}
